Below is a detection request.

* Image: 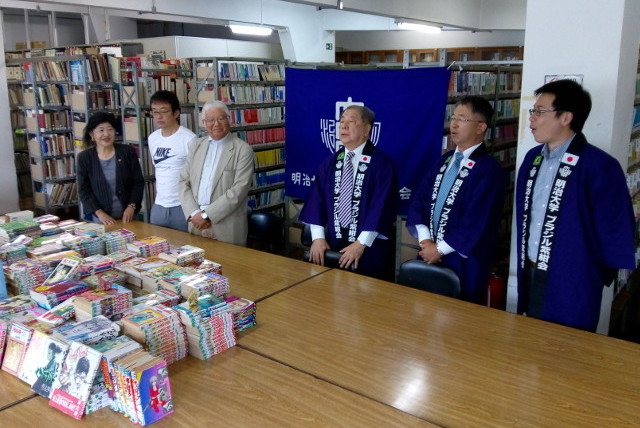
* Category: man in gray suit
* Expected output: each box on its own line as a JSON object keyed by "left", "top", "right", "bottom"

{"left": 179, "top": 100, "right": 254, "bottom": 246}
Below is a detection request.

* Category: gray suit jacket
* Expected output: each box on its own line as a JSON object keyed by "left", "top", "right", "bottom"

{"left": 179, "top": 133, "right": 255, "bottom": 245}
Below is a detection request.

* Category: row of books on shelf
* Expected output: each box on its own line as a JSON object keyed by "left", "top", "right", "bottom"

{"left": 69, "top": 55, "right": 120, "bottom": 84}
{"left": 25, "top": 109, "right": 70, "bottom": 133}
{"left": 492, "top": 146, "right": 517, "bottom": 164}
{"left": 28, "top": 135, "right": 74, "bottom": 157}
{"left": 17, "top": 173, "right": 32, "bottom": 197}
{"left": 24, "top": 60, "right": 68, "bottom": 82}
{"left": 253, "top": 168, "right": 285, "bottom": 187}
{"left": 448, "top": 70, "right": 522, "bottom": 97}
{"left": 228, "top": 106, "right": 284, "bottom": 127}
{"left": 216, "top": 84, "right": 285, "bottom": 105}
{"left": 10, "top": 109, "right": 25, "bottom": 128}
{"left": 70, "top": 88, "right": 120, "bottom": 111}
{"left": 13, "top": 130, "right": 27, "bottom": 151}
{"left": 491, "top": 123, "right": 518, "bottom": 145}
{"left": 237, "top": 126, "right": 285, "bottom": 146}
{"left": 248, "top": 188, "right": 285, "bottom": 210}
{"left": 216, "top": 62, "right": 285, "bottom": 82}
{"left": 493, "top": 98, "right": 520, "bottom": 120}
{"left": 23, "top": 84, "right": 69, "bottom": 107}
{"left": 38, "top": 182, "right": 78, "bottom": 207}
{"left": 14, "top": 152, "right": 29, "bottom": 171}
{"left": 31, "top": 156, "right": 76, "bottom": 181}
{"left": 123, "top": 75, "right": 194, "bottom": 106}
{"left": 8, "top": 85, "right": 23, "bottom": 106}
{"left": 255, "top": 147, "right": 285, "bottom": 168}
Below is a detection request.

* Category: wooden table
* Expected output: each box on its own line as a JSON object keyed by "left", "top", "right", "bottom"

{"left": 239, "top": 269, "right": 640, "bottom": 428}
{"left": 1, "top": 348, "right": 432, "bottom": 427}
{"left": 3, "top": 222, "right": 640, "bottom": 426}
{"left": 107, "top": 221, "right": 329, "bottom": 302}
{"left": 0, "top": 371, "right": 35, "bottom": 410}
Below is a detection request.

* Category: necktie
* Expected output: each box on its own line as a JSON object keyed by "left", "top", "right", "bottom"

{"left": 433, "top": 152, "right": 464, "bottom": 231}
{"left": 338, "top": 151, "right": 355, "bottom": 228}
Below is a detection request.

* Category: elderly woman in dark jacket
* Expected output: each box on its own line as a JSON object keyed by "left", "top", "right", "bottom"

{"left": 76, "top": 112, "right": 144, "bottom": 225}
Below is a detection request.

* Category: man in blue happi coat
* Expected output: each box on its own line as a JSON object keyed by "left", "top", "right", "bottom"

{"left": 300, "top": 105, "right": 397, "bottom": 279}
{"left": 406, "top": 96, "right": 506, "bottom": 304}
{"left": 516, "top": 79, "right": 636, "bottom": 331}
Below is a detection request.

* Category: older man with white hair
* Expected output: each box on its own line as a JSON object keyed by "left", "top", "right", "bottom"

{"left": 179, "top": 100, "right": 254, "bottom": 245}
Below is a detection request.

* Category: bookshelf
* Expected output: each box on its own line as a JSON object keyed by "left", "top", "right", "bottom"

{"left": 336, "top": 46, "right": 523, "bottom": 65}
{"left": 17, "top": 55, "right": 80, "bottom": 216}
{"left": 611, "top": 58, "right": 640, "bottom": 339}
{"left": 119, "top": 57, "right": 196, "bottom": 221}
{"left": 6, "top": 59, "right": 32, "bottom": 210}
{"left": 194, "top": 57, "right": 287, "bottom": 216}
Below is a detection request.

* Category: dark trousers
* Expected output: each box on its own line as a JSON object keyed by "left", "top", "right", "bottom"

{"left": 520, "top": 261, "right": 548, "bottom": 319}
{"left": 332, "top": 228, "right": 392, "bottom": 280}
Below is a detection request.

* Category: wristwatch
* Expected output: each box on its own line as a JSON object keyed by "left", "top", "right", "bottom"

{"left": 200, "top": 210, "right": 208, "bottom": 220}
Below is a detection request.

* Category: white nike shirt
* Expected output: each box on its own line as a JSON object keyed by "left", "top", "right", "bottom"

{"left": 148, "top": 126, "right": 197, "bottom": 207}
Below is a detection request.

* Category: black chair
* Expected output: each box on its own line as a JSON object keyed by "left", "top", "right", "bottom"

{"left": 397, "top": 259, "right": 461, "bottom": 298}
{"left": 301, "top": 223, "right": 343, "bottom": 268}
{"left": 247, "top": 212, "right": 283, "bottom": 253}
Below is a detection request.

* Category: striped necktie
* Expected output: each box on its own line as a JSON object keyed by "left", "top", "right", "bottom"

{"left": 338, "top": 151, "right": 355, "bottom": 228}
{"left": 433, "top": 151, "right": 464, "bottom": 231}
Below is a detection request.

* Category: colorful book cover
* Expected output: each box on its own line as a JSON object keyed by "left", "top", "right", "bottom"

{"left": 18, "top": 329, "right": 50, "bottom": 385}
{"left": 49, "top": 341, "right": 102, "bottom": 419}
{"left": 1, "top": 322, "right": 33, "bottom": 376}
{"left": 134, "top": 358, "right": 174, "bottom": 425}
{"left": 44, "top": 256, "right": 82, "bottom": 285}
{"left": 31, "top": 336, "right": 69, "bottom": 398}
{"left": 53, "top": 315, "right": 120, "bottom": 345}
{"left": 0, "top": 319, "right": 8, "bottom": 363}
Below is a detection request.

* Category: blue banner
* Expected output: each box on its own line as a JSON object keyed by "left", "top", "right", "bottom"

{"left": 284, "top": 67, "right": 451, "bottom": 214}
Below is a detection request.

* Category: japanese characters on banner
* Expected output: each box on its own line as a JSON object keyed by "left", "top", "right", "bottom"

{"left": 284, "top": 67, "right": 451, "bottom": 214}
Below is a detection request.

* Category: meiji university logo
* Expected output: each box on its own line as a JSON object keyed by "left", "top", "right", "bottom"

{"left": 319, "top": 97, "right": 382, "bottom": 153}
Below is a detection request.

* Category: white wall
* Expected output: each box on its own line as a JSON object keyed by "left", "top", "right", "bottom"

{"left": 335, "top": 29, "right": 525, "bottom": 52}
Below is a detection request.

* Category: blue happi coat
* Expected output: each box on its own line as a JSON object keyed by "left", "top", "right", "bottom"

{"left": 516, "top": 133, "right": 636, "bottom": 331}
{"left": 299, "top": 141, "right": 397, "bottom": 274}
{"left": 406, "top": 143, "right": 506, "bottom": 303}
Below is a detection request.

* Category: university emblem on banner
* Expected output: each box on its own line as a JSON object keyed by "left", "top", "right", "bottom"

{"left": 319, "top": 96, "right": 382, "bottom": 153}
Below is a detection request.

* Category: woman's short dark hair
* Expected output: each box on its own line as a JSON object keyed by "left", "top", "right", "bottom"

{"left": 83, "top": 112, "right": 119, "bottom": 146}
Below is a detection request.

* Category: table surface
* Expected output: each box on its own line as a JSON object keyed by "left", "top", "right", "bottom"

{"left": 106, "top": 221, "right": 330, "bottom": 302}
{"left": 2, "top": 221, "right": 640, "bottom": 426}
{"left": 1, "top": 347, "right": 435, "bottom": 427}
{"left": 239, "top": 269, "right": 640, "bottom": 428}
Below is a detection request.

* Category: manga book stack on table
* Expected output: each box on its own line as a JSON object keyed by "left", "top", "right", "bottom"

{"left": 0, "top": 213, "right": 259, "bottom": 423}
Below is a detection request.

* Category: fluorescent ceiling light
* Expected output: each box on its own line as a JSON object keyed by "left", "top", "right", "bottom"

{"left": 396, "top": 21, "right": 441, "bottom": 34}
{"left": 229, "top": 24, "right": 273, "bottom": 36}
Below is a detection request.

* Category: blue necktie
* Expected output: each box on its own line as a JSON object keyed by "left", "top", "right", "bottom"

{"left": 433, "top": 152, "right": 463, "bottom": 231}
{"left": 338, "top": 151, "right": 355, "bottom": 228}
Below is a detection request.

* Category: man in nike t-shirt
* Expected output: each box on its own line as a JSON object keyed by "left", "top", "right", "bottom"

{"left": 148, "top": 90, "right": 196, "bottom": 231}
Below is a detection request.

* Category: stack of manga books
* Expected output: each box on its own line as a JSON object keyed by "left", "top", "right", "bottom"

{"left": 126, "top": 236, "right": 170, "bottom": 258}
{"left": 157, "top": 244, "right": 205, "bottom": 267}
{"left": 101, "top": 228, "right": 136, "bottom": 253}
{"left": 73, "top": 284, "right": 133, "bottom": 321}
{"left": 120, "top": 305, "right": 187, "bottom": 365}
{"left": 173, "top": 294, "right": 236, "bottom": 360}
{"left": 225, "top": 296, "right": 257, "bottom": 332}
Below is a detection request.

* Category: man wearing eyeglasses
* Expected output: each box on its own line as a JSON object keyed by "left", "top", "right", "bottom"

{"left": 406, "top": 96, "right": 506, "bottom": 304}
{"left": 179, "top": 100, "right": 254, "bottom": 245}
{"left": 300, "top": 105, "right": 397, "bottom": 279}
{"left": 516, "top": 79, "right": 635, "bottom": 332}
{"left": 148, "top": 90, "right": 197, "bottom": 231}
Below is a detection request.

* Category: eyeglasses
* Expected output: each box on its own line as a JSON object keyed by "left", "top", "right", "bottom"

{"left": 151, "top": 109, "right": 172, "bottom": 116}
{"left": 448, "top": 115, "right": 484, "bottom": 124}
{"left": 528, "top": 108, "right": 561, "bottom": 117}
{"left": 203, "top": 117, "right": 228, "bottom": 125}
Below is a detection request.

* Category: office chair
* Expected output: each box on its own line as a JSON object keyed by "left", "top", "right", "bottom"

{"left": 397, "top": 259, "right": 461, "bottom": 298}
{"left": 247, "top": 212, "right": 283, "bottom": 253}
{"left": 300, "top": 223, "right": 343, "bottom": 268}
